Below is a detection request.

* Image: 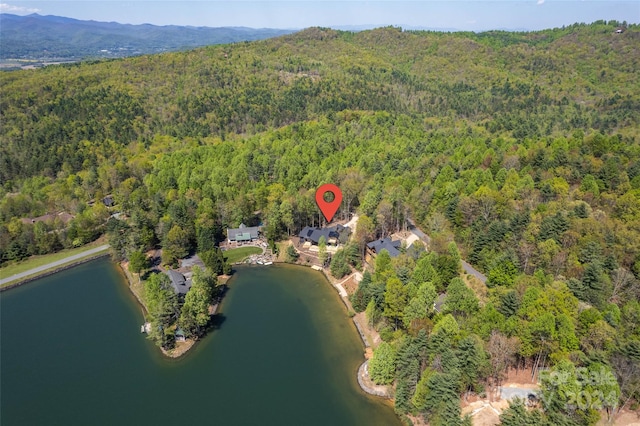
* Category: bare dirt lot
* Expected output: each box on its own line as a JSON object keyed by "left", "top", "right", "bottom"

{"left": 604, "top": 411, "right": 640, "bottom": 426}
{"left": 341, "top": 274, "right": 359, "bottom": 295}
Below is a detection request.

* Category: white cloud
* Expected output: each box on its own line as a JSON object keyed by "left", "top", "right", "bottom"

{"left": 537, "top": 0, "right": 545, "bottom": 5}
{"left": 0, "top": 3, "right": 41, "bottom": 14}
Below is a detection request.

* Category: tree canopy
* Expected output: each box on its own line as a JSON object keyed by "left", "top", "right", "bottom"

{"left": 1, "top": 22, "right": 639, "bottom": 425}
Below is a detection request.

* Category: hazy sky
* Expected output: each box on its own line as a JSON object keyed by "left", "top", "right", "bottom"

{"left": 1, "top": 1, "right": 638, "bottom": 31}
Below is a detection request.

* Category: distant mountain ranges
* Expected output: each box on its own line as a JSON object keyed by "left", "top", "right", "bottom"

{"left": 0, "top": 13, "right": 296, "bottom": 61}
{"left": 1, "top": 13, "right": 538, "bottom": 64}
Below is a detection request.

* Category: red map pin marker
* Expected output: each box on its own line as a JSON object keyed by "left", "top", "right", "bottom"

{"left": 315, "top": 183, "right": 342, "bottom": 223}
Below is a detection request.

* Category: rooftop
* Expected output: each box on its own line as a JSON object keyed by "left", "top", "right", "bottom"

{"left": 227, "top": 223, "right": 259, "bottom": 241}
{"left": 298, "top": 224, "right": 350, "bottom": 245}
{"left": 367, "top": 237, "right": 401, "bottom": 257}
{"left": 166, "top": 270, "right": 192, "bottom": 295}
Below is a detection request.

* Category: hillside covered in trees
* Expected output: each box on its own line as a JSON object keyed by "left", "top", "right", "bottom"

{"left": 0, "top": 13, "right": 294, "bottom": 62}
{"left": 1, "top": 21, "right": 639, "bottom": 425}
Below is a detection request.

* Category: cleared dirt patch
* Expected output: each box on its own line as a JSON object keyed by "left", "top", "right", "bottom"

{"left": 341, "top": 275, "right": 359, "bottom": 295}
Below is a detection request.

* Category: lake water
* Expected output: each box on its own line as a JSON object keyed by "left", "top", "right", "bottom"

{"left": 0, "top": 259, "right": 400, "bottom": 425}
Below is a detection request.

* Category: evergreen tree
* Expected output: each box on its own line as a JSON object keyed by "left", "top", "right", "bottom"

{"left": 500, "top": 398, "right": 549, "bottom": 426}
{"left": 538, "top": 212, "right": 569, "bottom": 243}
{"left": 579, "top": 241, "right": 603, "bottom": 264}
{"left": 433, "top": 254, "right": 460, "bottom": 292}
{"left": 420, "top": 371, "right": 463, "bottom": 426}
{"left": 448, "top": 241, "right": 462, "bottom": 272}
{"left": 374, "top": 249, "right": 393, "bottom": 283}
{"left": 201, "top": 248, "right": 226, "bottom": 275}
{"left": 365, "top": 297, "right": 379, "bottom": 326}
{"left": 179, "top": 267, "right": 215, "bottom": 338}
{"left": 384, "top": 277, "right": 408, "bottom": 329}
{"left": 395, "top": 336, "right": 422, "bottom": 403}
{"left": 196, "top": 217, "right": 221, "bottom": 253}
{"left": 411, "top": 254, "right": 440, "bottom": 288}
{"left": 582, "top": 262, "right": 607, "bottom": 308}
{"left": 444, "top": 278, "right": 479, "bottom": 318}
{"left": 285, "top": 244, "right": 299, "bottom": 262}
{"left": 403, "top": 281, "right": 436, "bottom": 328}
{"left": 457, "top": 336, "right": 483, "bottom": 395}
{"left": 343, "top": 243, "right": 360, "bottom": 267}
{"left": 143, "top": 273, "right": 180, "bottom": 348}
{"left": 330, "top": 248, "right": 350, "bottom": 278}
{"left": 574, "top": 202, "right": 589, "bottom": 219}
{"left": 499, "top": 290, "right": 520, "bottom": 317}
{"left": 394, "top": 379, "right": 413, "bottom": 414}
{"left": 567, "top": 278, "right": 586, "bottom": 301}
{"left": 351, "top": 271, "right": 373, "bottom": 312}
{"left": 413, "top": 368, "right": 434, "bottom": 410}
{"left": 369, "top": 342, "right": 396, "bottom": 385}
{"left": 106, "top": 218, "right": 132, "bottom": 261}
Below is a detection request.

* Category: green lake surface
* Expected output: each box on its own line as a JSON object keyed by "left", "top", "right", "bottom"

{"left": 0, "top": 258, "right": 400, "bottom": 425}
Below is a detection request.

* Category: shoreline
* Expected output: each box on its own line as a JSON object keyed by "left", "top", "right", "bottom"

{"left": 298, "top": 261, "right": 395, "bottom": 400}
{"left": 357, "top": 360, "right": 394, "bottom": 399}
{"left": 0, "top": 253, "right": 110, "bottom": 292}
{"left": 237, "top": 260, "right": 392, "bottom": 400}
{"left": 161, "top": 339, "right": 197, "bottom": 358}
{"left": 118, "top": 262, "right": 147, "bottom": 314}
{"left": 4, "top": 246, "right": 394, "bottom": 393}
{"left": 118, "top": 260, "right": 201, "bottom": 359}
{"left": 4, "top": 251, "right": 393, "bottom": 400}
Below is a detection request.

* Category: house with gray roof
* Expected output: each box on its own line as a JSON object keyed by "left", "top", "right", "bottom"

{"left": 298, "top": 224, "right": 351, "bottom": 245}
{"left": 227, "top": 223, "right": 260, "bottom": 243}
{"left": 103, "top": 195, "right": 115, "bottom": 207}
{"left": 166, "top": 270, "right": 192, "bottom": 295}
{"left": 367, "top": 237, "right": 402, "bottom": 257}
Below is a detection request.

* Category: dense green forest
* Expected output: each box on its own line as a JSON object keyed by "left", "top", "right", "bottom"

{"left": 1, "top": 21, "right": 639, "bottom": 425}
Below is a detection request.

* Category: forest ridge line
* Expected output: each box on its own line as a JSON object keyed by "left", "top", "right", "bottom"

{"left": 0, "top": 13, "right": 295, "bottom": 63}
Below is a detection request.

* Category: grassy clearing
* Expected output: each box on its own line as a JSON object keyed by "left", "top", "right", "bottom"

{"left": 0, "top": 238, "right": 107, "bottom": 279}
{"left": 224, "top": 246, "right": 263, "bottom": 264}
{"left": 276, "top": 241, "right": 290, "bottom": 262}
{"left": 120, "top": 263, "right": 146, "bottom": 310}
{"left": 463, "top": 272, "right": 488, "bottom": 304}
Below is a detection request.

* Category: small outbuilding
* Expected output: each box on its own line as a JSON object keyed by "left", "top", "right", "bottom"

{"left": 175, "top": 328, "right": 186, "bottom": 342}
